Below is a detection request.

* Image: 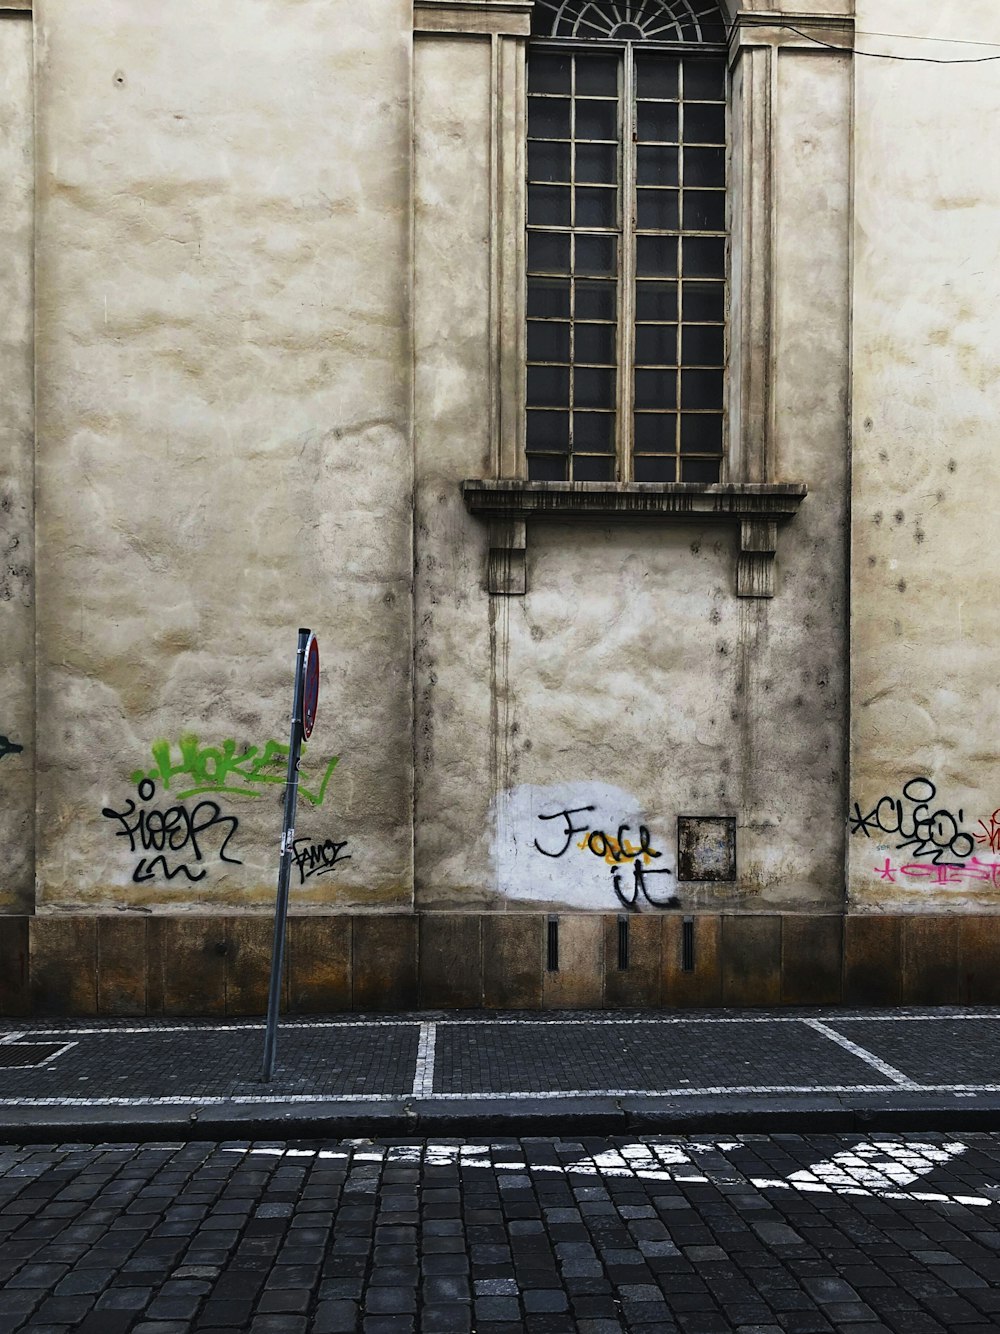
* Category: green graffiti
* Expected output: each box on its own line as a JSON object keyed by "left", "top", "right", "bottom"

{"left": 130, "top": 734, "right": 339, "bottom": 807}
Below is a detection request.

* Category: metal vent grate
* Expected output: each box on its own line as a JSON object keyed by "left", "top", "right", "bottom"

{"left": 0, "top": 1043, "right": 66, "bottom": 1068}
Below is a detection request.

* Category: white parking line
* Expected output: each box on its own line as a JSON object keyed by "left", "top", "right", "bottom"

{"left": 412, "top": 1022, "right": 437, "bottom": 1097}
{"left": 803, "top": 1018, "right": 919, "bottom": 1088}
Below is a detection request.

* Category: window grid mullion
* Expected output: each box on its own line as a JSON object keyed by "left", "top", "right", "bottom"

{"left": 617, "top": 43, "right": 637, "bottom": 482}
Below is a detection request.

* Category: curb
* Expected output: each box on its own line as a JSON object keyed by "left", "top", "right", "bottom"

{"left": 4, "top": 1094, "right": 1000, "bottom": 1145}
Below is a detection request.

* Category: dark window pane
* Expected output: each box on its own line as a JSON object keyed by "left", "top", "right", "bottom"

{"left": 684, "top": 146, "right": 725, "bottom": 188}
{"left": 682, "top": 280, "right": 724, "bottom": 322}
{"left": 635, "top": 324, "right": 677, "bottom": 366}
{"left": 528, "top": 231, "right": 571, "bottom": 274}
{"left": 572, "top": 454, "right": 613, "bottom": 481}
{"left": 634, "top": 368, "right": 677, "bottom": 410}
{"left": 683, "top": 235, "right": 725, "bottom": 278}
{"left": 682, "top": 456, "right": 721, "bottom": 482}
{"left": 634, "top": 455, "right": 677, "bottom": 481}
{"left": 575, "top": 280, "right": 616, "bottom": 321}
{"left": 634, "top": 412, "right": 676, "bottom": 451}
{"left": 529, "top": 97, "right": 571, "bottom": 139}
{"left": 575, "top": 323, "right": 615, "bottom": 364}
{"left": 576, "top": 142, "right": 617, "bottom": 183}
{"left": 682, "top": 324, "right": 724, "bottom": 365}
{"left": 683, "top": 59, "right": 726, "bottom": 101}
{"left": 528, "top": 454, "right": 569, "bottom": 481}
{"left": 637, "top": 101, "right": 679, "bottom": 143}
{"left": 528, "top": 139, "right": 571, "bottom": 183}
{"left": 683, "top": 190, "right": 725, "bottom": 231}
{"left": 529, "top": 53, "right": 571, "bottom": 95}
{"left": 681, "top": 369, "right": 723, "bottom": 409}
{"left": 636, "top": 281, "right": 678, "bottom": 322}
{"left": 637, "top": 144, "right": 679, "bottom": 186}
{"left": 637, "top": 189, "right": 679, "bottom": 231}
{"left": 575, "top": 366, "right": 615, "bottom": 408}
{"left": 528, "top": 320, "right": 570, "bottom": 362}
{"left": 636, "top": 234, "right": 677, "bottom": 277}
{"left": 527, "top": 277, "right": 570, "bottom": 319}
{"left": 684, "top": 102, "right": 725, "bottom": 144}
{"left": 575, "top": 186, "right": 617, "bottom": 228}
{"left": 527, "top": 410, "right": 569, "bottom": 449}
{"left": 529, "top": 184, "right": 571, "bottom": 227}
{"left": 681, "top": 413, "right": 723, "bottom": 454}
{"left": 575, "top": 234, "right": 617, "bottom": 276}
{"left": 528, "top": 364, "right": 570, "bottom": 407}
{"left": 575, "top": 55, "right": 618, "bottom": 97}
{"left": 636, "top": 57, "right": 678, "bottom": 100}
{"left": 573, "top": 411, "right": 614, "bottom": 450}
{"left": 575, "top": 99, "right": 617, "bottom": 140}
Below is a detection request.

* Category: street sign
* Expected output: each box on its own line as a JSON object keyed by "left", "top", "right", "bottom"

{"left": 261, "top": 628, "right": 313, "bottom": 1083}
{"left": 302, "top": 633, "right": 319, "bottom": 741}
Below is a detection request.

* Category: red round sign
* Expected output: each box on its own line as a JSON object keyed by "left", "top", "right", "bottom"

{"left": 302, "top": 634, "right": 319, "bottom": 741}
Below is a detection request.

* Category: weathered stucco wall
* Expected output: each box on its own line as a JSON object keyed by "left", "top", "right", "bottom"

{"left": 0, "top": 11, "right": 34, "bottom": 913}
{"left": 849, "top": 1, "right": 1000, "bottom": 910}
{"left": 412, "top": 23, "right": 851, "bottom": 915}
{"left": 32, "top": 0, "right": 414, "bottom": 911}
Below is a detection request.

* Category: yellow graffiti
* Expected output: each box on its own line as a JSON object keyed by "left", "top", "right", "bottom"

{"left": 577, "top": 829, "right": 661, "bottom": 865}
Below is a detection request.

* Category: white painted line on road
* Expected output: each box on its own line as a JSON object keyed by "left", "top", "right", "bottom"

{"left": 412, "top": 1022, "right": 437, "bottom": 1097}
{"left": 222, "top": 1139, "right": 998, "bottom": 1210}
{"left": 803, "top": 1018, "right": 919, "bottom": 1088}
{"left": 9, "top": 1011, "right": 1000, "bottom": 1038}
{"left": 0, "top": 1081, "right": 990, "bottom": 1107}
{"left": 0, "top": 1033, "right": 24, "bottom": 1044}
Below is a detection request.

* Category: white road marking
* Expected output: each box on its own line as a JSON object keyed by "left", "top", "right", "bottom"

{"left": 6, "top": 1082, "right": 1000, "bottom": 1107}
{"left": 9, "top": 1012, "right": 1000, "bottom": 1037}
{"left": 412, "top": 1022, "right": 437, "bottom": 1097}
{"left": 221, "top": 1138, "right": 995, "bottom": 1209}
{"left": 803, "top": 1018, "right": 919, "bottom": 1087}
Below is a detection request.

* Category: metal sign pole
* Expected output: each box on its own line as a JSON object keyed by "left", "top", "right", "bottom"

{"left": 261, "top": 627, "right": 310, "bottom": 1083}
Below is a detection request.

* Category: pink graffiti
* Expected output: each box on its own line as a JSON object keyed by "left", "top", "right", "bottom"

{"left": 875, "top": 857, "right": 1000, "bottom": 887}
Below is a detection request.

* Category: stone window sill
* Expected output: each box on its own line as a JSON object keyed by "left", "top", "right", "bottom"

{"left": 461, "top": 479, "right": 807, "bottom": 597}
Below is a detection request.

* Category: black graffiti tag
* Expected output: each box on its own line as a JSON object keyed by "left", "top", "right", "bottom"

{"left": 533, "top": 806, "right": 595, "bottom": 858}
{"left": 102, "top": 779, "right": 241, "bottom": 883}
{"left": 0, "top": 735, "right": 24, "bottom": 761}
{"left": 849, "top": 776, "right": 975, "bottom": 866}
{"left": 611, "top": 859, "right": 680, "bottom": 911}
{"left": 292, "top": 837, "right": 351, "bottom": 885}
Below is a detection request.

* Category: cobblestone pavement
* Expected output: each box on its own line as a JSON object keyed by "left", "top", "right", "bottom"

{"left": 3, "top": 1133, "right": 1000, "bottom": 1333}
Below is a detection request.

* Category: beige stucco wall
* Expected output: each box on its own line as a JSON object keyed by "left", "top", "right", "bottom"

{"left": 411, "top": 20, "right": 852, "bottom": 915}
{"left": 16, "top": 0, "right": 998, "bottom": 925}
{"left": 32, "top": 0, "right": 414, "bottom": 911}
{"left": 849, "top": 0, "right": 1000, "bottom": 910}
{"left": 0, "top": 10, "right": 34, "bottom": 913}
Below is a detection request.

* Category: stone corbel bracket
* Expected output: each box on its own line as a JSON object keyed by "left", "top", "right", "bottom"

{"left": 462, "top": 480, "right": 807, "bottom": 597}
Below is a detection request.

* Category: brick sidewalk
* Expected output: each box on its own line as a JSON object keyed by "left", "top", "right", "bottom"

{"left": 3, "top": 1008, "right": 1000, "bottom": 1142}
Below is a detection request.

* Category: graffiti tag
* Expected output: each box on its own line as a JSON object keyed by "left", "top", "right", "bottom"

{"left": 976, "top": 810, "right": 1000, "bottom": 855}
{"left": 875, "top": 858, "right": 1000, "bottom": 887}
{"left": 102, "top": 779, "right": 241, "bottom": 884}
{"left": 0, "top": 735, "right": 23, "bottom": 761}
{"left": 130, "top": 733, "right": 339, "bottom": 807}
{"left": 533, "top": 805, "right": 676, "bottom": 910}
{"left": 534, "top": 806, "right": 661, "bottom": 864}
{"left": 849, "top": 777, "right": 974, "bottom": 865}
{"left": 292, "top": 837, "right": 351, "bottom": 885}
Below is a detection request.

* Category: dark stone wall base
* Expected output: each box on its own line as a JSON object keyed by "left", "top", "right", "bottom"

{"left": 2, "top": 913, "right": 999, "bottom": 1017}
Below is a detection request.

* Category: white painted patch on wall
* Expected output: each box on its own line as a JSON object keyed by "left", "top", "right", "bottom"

{"left": 491, "top": 782, "right": 672, "bottom": 909}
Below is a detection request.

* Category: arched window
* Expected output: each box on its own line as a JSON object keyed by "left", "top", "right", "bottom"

{"left": 526, "top": 0, "right": 728, "bottom": 483}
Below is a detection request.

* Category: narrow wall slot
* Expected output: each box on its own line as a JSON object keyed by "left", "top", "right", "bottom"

{"left": 617, "top": 915, "right": 629, "bottom": 971}
{"left": 682, "top": 916, "right": 695, "bottom": 972}
{"left": 547, "top": 916, "right": 559, "bottom": 972}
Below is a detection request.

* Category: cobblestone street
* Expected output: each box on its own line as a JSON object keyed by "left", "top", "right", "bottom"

{"left": 3, "top": 1133, "right": 1000, "bottom": 1333}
